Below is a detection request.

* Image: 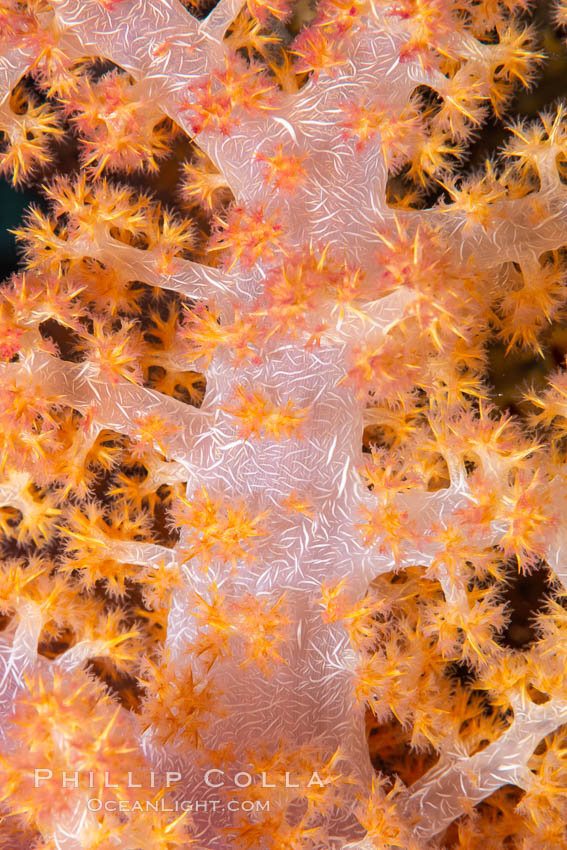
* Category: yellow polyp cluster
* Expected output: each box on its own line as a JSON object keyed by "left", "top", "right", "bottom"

{"left": 0, "top": 83, "right": 64, "bottom": 186}
{"left": 255, "top": 144, "right": 309, "bottom": 193}
{"left": 180, "top": 153, "right": 232, "bottom": 212}
{"left": 189, "top": 585, "right": 290, "bottom": 673}
{"left": 79, "top": 318, "right": 145, "bottom": 385}
{"left": 182, "top": 302, "right": 261, "bottom": 367}
{"left": 138, "top": 651, "right": 222, "bottom": 747}
{"left": 181, "top": 54, "right": 279, "bottom": 136}
{"left": 171, "top": 487, "right": 269, "bottom": 569}
{"left": 223, "top": 385, "right": 307, "bottom": 440}
{"left": 62, "top": 71, "right": 177, "bottom": 178}
{"left": 0, "top": 668, "right": 148, "bottom": 820}
{"left": 497, "top": 255, "right": 567, "bottom": 354}
{"left": 210, "top": 203, "right": 284, "bottom": 270}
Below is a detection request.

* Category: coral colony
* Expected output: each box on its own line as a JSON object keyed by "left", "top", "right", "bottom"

{"left": 5, "top": 0, "right": 567, "bottom": 846}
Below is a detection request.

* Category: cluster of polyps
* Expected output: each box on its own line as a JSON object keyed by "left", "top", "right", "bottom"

{"left": 4, "top": 0, "right": 567, "bottom": 847}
